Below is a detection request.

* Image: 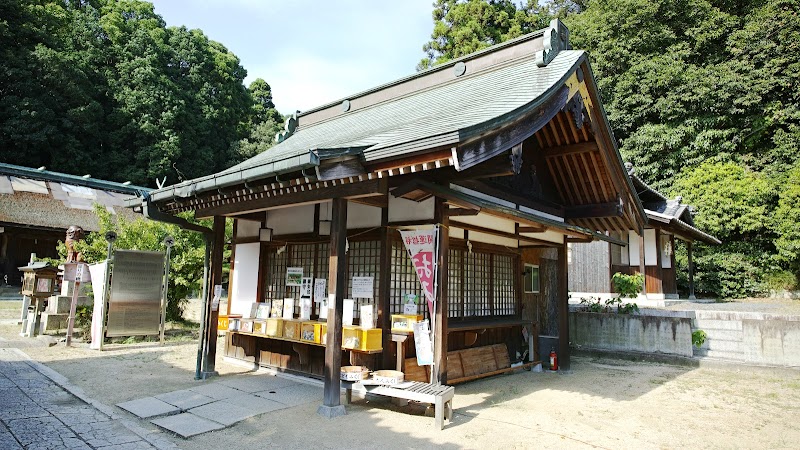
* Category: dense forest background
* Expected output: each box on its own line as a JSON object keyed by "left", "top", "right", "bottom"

{"left": 2, "top": 0, "right": 798, "bottom": 298}
{"left": 0, "top": 0, "right": 282, "bottom": 187}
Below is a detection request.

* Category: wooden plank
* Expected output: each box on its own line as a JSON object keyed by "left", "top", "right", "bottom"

{"left": 379, "top": 207, "right": 392, "bottom": 369}
{"left": 554, "top": 113, "right": 572, "bottom": 146}
{"left": 322, "top": 198, "right": 347, "bottom": 407}
{"left": 564, "top": 110, "right": 582, "bottom": 144}
{"left": 557, "top": 242, "right": 570, "bottom": 371}
{"left": 447, "top": 207, "right": 481, "bottom": 217}
{"left": 449, "top": 220, "right": 556, "bottom": 246}
{"left": 202, "top": 216, "right": 225, "bottom": 375}
{"left": 434, "top": 196, "right": 449, "bottom": 384}
{"left": 449, "top": 362, "right": 537, "bottom": 385}
{"left": 564, "top": 201, "right": 623, "bottom": 219}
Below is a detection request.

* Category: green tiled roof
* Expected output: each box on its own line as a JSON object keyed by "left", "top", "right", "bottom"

{"left": 147, "top": 43, "right": 587, "bottom": 204}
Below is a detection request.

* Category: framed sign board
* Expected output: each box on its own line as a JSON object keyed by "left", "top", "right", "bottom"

{"left": 106, "top": 250, "right": 165, "bottom": 337}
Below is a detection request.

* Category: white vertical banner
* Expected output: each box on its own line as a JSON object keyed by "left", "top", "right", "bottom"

{"left": 88, "top": 261, "right": 109, "bottom": 350}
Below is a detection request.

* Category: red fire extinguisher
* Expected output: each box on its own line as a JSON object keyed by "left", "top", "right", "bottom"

{"left": 549, "top": 348, "right": 558, "bottom": 371}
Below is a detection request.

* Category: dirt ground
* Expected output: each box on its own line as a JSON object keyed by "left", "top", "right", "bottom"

{"left": 1, "top": 299, "right": 799, "bottom": 449}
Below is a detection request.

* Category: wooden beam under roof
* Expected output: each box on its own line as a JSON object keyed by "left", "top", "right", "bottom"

{"left": 564, "top": 201, "right": 623, "bottom": 219}
{"left": 197, "top": 178, "right": 388, "bottom": 219}
{"left": 542, "top": 142, "right": 598, "bottom": 158}
{"left": 450, "top": 220, "right": 559, "bottom": 246}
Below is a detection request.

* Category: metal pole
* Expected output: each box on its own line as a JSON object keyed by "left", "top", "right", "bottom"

{"left": 195, "top": 236, "right": 211, "bottom": 380}
{"left": 160, "top": 236, "right": 174, "bottom": 346}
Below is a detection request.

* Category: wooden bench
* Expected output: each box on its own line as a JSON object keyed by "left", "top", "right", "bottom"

{"left": 342, "top": 380, "right": 455, "bottom": 430}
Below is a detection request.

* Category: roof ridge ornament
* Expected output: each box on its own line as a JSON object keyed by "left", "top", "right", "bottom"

{"left": 275, "top": 112, "right": 299, "bottom": 143}
{"left": 536, "top": 19, "right": 570, "bottom": 67}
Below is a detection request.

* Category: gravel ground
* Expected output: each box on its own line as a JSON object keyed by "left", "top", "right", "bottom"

{"left": 1, "top": 298, "right": 799, "bottom": 448}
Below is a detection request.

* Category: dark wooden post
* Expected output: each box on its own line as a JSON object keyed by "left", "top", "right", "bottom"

{"left": 318, "top": 198, "right": 347, "bottom": 418}
{"left": 202, "top": 215, "right": 225, "bottom": 377}
{"left": 687, "top": 241, "right": 696, "bottom": 300}
{"left": 639, "top": 230, "right": 646, "bottom": 296}
{"left": 379, "top": 207, "right": 393, "bottom": 369}
{"left": 433, "top": 197, "right": 449, "bottom": 384}
{"left": 557, "top": 240, "right": 570, "bottom": 371}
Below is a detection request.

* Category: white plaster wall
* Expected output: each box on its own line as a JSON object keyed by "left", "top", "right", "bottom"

{"left": 467, "top": 230, "right": 518, "bottom": 247}
{"left": 644, "top": 228, "right": 657, "bottom": 266}
{"left": 388, "top": 196, "right": 434, "bottom": 222}
{"left": 229, "top": 242, "right": 260, "bottom": 316}
{"left": 266, "top": 204, "right": 315, "bottom": 235}
{"left": 449, "top": 226, "right": 465, "bottom": 240}
{"left": 235, "top": 218, "right": 261, "bottom": 238}
{"left": 347, "top": 202, "right": 381, "bottom": 229}
{"left": 450, "top": 213, "right": 516, "bottom": 233}
{"left": 628, "top": 230, "right": 640, "bottom": 266}
{"left": 522, "top": 229, "right": 565, "bottom": 244}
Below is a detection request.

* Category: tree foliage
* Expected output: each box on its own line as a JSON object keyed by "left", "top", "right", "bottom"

{"left": 418, "top": 0, "right": 551, "bottom": 71}
{"left": 419, "top": 0, "right": 800, "bottom": 297}
{"left": 0, "top": 0, "right": 281, "bottom": 187}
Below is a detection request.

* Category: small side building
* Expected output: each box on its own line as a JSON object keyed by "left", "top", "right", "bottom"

{"left": 568, "top": 164, "right": 720, "bottom": 301}
{"left": 0, "top": 163, "right": 147, "bottom": 286}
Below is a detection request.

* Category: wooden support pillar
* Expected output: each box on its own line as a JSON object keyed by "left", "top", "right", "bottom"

{"left": 202, "top": 216, "right": 225, "bottom": 377}
{"left": 433, "top": 197, "right": 449, "bottom": 384}
{"left": 319, "top": 198, "right": 347, "bottom": 418}
{"left": 379, "top": 207, "right": 393, "bottom": 369}
{"left": 687, "top": 241, "right": 696, "bottom": 300}
{"left": 639, "top": 230, "right": 646, "bottom": 296}
{"left": 557, "top": 240, "right": 570, "bottom": 371}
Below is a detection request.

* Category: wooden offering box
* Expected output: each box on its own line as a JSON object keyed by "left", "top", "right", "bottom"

{"left": 301, "top": 321, "right": 323, "bottom": 343}
{"left": 266, "top": 318, "right": 283, "bottom": 337}
{"left": 391, "top": 314, "right": 423, "bottom": 333}
{"left": 342, "top": 326, "right": 382, "bottom": 352}
{"left": 283, "top": 319, "right": 301, "bottom": 340}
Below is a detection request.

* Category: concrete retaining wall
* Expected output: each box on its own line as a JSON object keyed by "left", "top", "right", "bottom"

{"left": 569, "top": 311, "right": 694, "bottom": 357}
{"left": 692, "top": 310, "right": 800, "bottom": 367}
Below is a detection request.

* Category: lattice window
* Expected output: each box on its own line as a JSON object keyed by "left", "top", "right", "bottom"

{"left": 464, "top": 251, "right": 491, "bottom": 316}
{"left": 390, "top": 240, "right": 425, "bottom": 317}
{"left": 345, "top": 240, "right": 381, "bottom": 321}
{"left": 493, "top": 254, "right": 517, "bottom": 315}
{"left": 448, "top": 248, "right": 462, "bottom": 318}
{"left": 265, "top": 248, "right": 287, "bottom": 301}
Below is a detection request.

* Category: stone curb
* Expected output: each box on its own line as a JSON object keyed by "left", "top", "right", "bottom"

{"left": 8, "top": 347, "right": 179, "bottom": 450}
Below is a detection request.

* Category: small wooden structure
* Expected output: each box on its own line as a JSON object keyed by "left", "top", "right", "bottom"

{"left": 128, "top": 20, "right": 646, "bottom": 418}
{"left": 0, "top": 163, "right": 147, "bottom": 286}
{"left": 569, "top": 164, "right": 720, "bottom": 300}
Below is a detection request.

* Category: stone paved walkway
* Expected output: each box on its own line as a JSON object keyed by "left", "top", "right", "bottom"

{"left": 0, "top": 348, "right": 172, "bottom": 449}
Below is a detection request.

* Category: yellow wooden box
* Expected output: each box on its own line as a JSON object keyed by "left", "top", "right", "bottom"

{"left": 218, "top": 315, "right": 229, "bottom": 331}
{"left": 390, "top": 314, "right": 423, "bottom": 333}
{"left": 266, "top": 318, "right": 283, "bottom": 337}
{"left": 253, "top": 320, "right": 268, "bottom": 335}
{"left": 320, "top": 323, "right": 328, "bottom": 346}
{"left": 283, "top": 319, "right": 302, "bottom": 340}
{"left": 342, "top": 326, "right": 383, "bottom": 352}
{"left": 301, "top": 321, "right": 323, "bottom": 343}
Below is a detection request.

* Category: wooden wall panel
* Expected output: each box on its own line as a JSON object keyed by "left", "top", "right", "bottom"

{"left": 645, "top": 266, "right": 662, "bottom": 294}
{"left": 661, "top": 267, "right": 677, "bottom": 294}
{"left": 567, "top": 240, "right": 610, "bottom": 293}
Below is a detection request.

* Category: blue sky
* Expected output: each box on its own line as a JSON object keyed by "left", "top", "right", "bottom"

{"left": 148, "top": 0, "right": 434, "bottom": 114}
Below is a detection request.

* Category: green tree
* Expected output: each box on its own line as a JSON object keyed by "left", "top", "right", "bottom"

{"left": 671, "top": 162, "right": 776, "bottom": 298}
{"left": 418, "top": 0, "right": 550, "bottom": 70}
{"left": 774, "top": 162, "right": 800, "bottom": 281}
{"left": 0, "top": 0, "right": 253, "bottom": 187}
